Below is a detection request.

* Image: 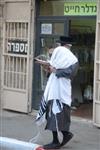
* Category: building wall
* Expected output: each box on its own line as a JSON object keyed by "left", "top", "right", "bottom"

{"left": 0, "top": 0, "right": 35, "bottom": 112}
{"left": 93, "top": 0, "right": 100, "bottom": 127}
{"left": 0, "top": 4, "right": 4, "bottom": 108}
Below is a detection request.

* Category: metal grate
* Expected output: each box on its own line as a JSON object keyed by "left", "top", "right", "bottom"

{"left": 3, "top": 22, "right": 28, "bottom": 90}
{"left": 4, "top": 56, "right": 27, "bottom": 90}
{"left": 6, "top": 22, "right": 28, "bottom": 40}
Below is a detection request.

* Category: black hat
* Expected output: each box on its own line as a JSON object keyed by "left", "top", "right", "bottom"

{"left": 58, "top": 36, "right": 73, "bottom": 45}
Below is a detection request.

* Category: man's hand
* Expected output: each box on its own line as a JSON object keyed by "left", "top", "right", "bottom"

{"left": 42, "top": 65, "right": 50, "bottom": 72}
{"left": 49, "top": 66, "right": 56, "bottom": 73}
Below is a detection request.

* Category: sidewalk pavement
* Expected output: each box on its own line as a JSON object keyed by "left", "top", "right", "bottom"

{"left": 0, "top": 109, "right": 100, "bottom": 150}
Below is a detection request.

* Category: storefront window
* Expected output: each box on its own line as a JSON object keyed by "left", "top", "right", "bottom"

{"left": 70, "top": 19, "right": 96, "bottom": 34}
{"left": 54, "top": 23, "right": 64, "bottom": 35}
{"left": 40, "top": 0, "right": 64, "bottom": 16}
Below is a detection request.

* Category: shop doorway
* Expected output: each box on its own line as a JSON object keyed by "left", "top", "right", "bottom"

{"left": 33, "top": 17, "right": 96, "bottom": 120}
{"left": 70, "top": 18, "right": 96, "bottom": 119}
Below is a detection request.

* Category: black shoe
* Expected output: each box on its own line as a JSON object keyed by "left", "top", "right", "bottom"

{"left": 43, "top": 141, "right": 61, "bottom": 149}
{"left": 60, "top": 132, "right": 74, "bottom": 147}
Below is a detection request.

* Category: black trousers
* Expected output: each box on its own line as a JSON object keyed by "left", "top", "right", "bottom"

{"left": 45, "top": 100, "right": 71, "bottom": 132}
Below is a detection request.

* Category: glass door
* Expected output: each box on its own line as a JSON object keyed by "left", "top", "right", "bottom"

{"left": 40, "top": 37, "right": 57, "bottom": 90}
{"left": 32, "top": 20, "right": 67, "bottom": 109}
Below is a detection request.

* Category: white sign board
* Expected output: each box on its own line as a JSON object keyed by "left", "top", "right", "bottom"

{"left": 41, "top": 24, "right": 52, "bottom": 34}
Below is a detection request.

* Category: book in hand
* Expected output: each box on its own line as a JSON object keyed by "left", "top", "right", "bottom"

{"left": 34, "top": 58, "right": 50, "bottom": 66}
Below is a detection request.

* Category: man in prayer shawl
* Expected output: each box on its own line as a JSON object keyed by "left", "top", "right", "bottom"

{"left": 36, "top": 36, "right": 79, "bottom": 149}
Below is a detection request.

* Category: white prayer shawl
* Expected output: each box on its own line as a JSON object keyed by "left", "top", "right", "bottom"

{"left": 44, "top": 46, "right": 78, "bottom": 107}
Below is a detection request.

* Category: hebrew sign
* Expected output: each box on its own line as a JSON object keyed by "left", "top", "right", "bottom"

{"left": 8, "top": 40, "right": 28, "bottom": 54}
{"left": 64, "top": 2, "right": 97, "bottom": 16}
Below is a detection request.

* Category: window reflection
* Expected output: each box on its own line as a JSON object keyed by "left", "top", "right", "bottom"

{"left": 40, "top": 1, "right": 64, "bottom": 16}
